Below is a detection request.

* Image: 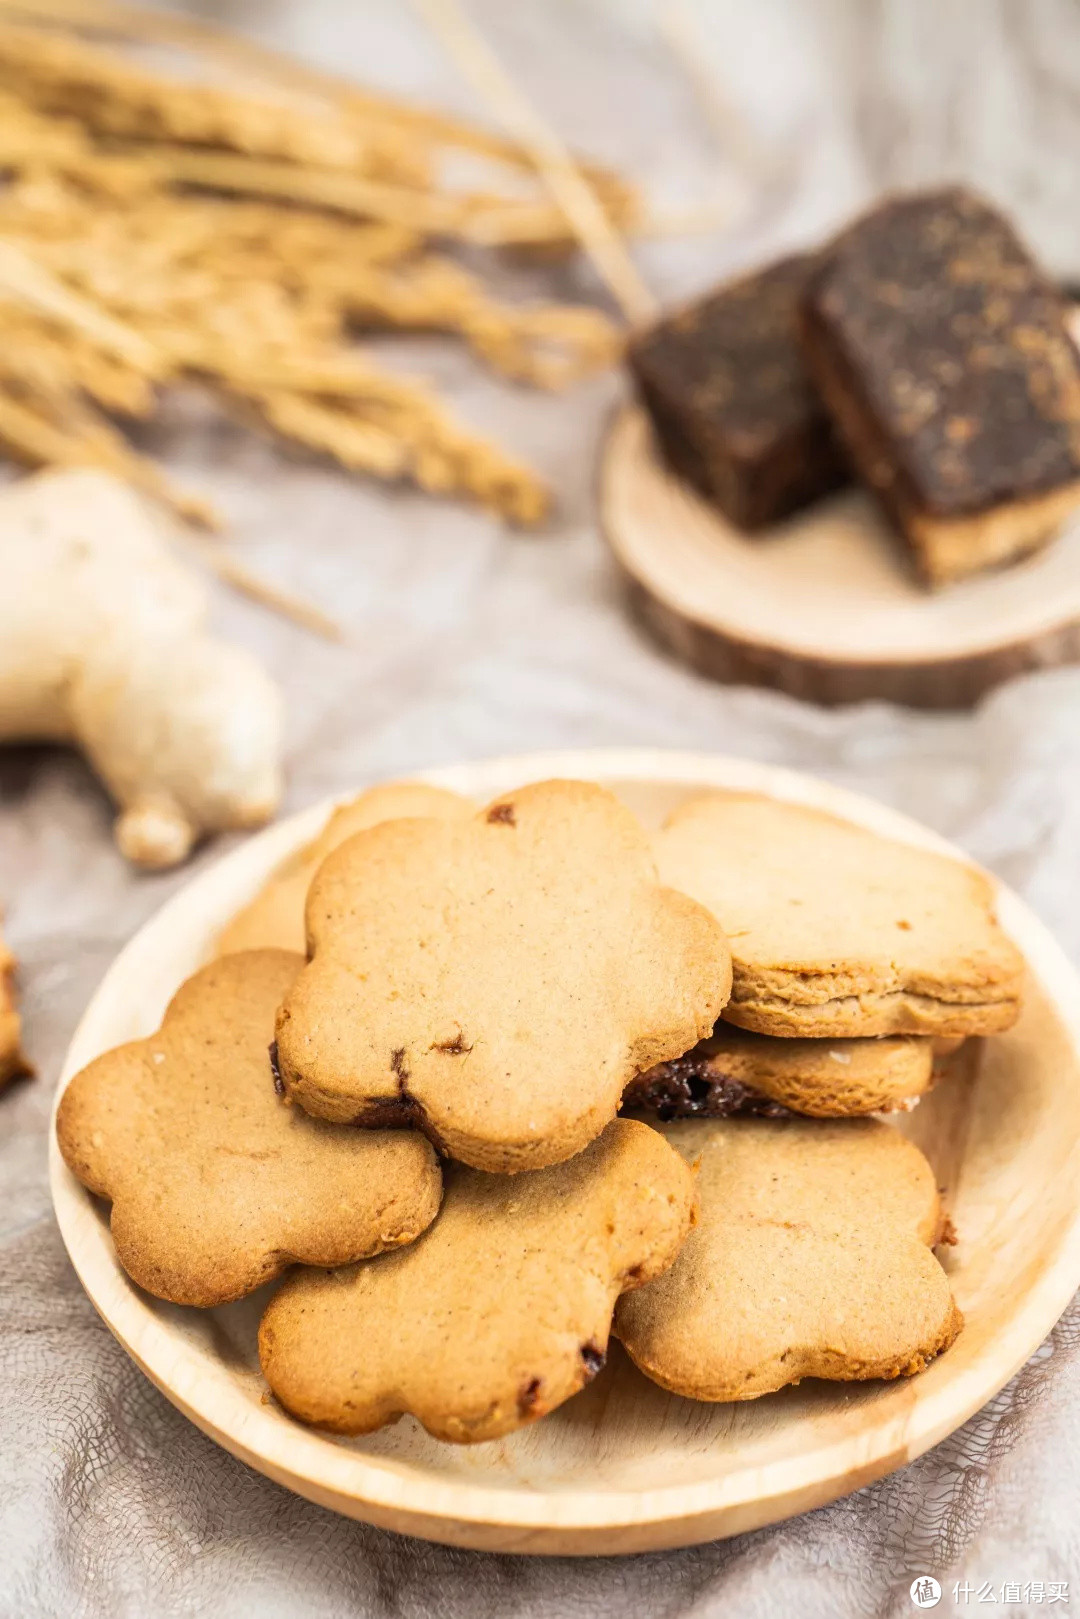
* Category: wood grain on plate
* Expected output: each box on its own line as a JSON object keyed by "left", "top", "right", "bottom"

{"left": 601, "top": 405, "right": 1080, "bottom": 709}
{"left": 49, "top": 750, "right": 1080, "bottom": 1554}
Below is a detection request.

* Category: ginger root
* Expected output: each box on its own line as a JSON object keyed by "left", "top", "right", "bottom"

{"left": 0, "top": 467, "right": 282, "bottom": 867}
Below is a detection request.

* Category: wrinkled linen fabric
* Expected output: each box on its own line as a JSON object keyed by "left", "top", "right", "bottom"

{"left": 2, "top": 1, "right": 1080, "bottom": 1614}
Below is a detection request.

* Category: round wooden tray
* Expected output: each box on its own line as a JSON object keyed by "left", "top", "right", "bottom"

{"left": 601, "top": 405, "right": 1080, "bottom": 708}
{"left": 49, "top": 749, "right": 1080, "bottom": 1554}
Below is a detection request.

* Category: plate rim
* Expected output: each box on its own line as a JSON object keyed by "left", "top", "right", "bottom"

{"left": 48, "top": 746, "right": 1080, "bottom": 1552}
{"left": 601, "top": 403, "right": 1080, "bottom": 669}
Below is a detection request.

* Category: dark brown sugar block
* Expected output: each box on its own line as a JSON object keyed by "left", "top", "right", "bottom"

{"left": 801, "top": 187, "right": 1080, "bottom": 585}
{"left": 623, "top": 1024, "right": 936, "bottom": 1120}
{"left": 629, "top": 254, "right": 848, "bottom": 529}
{"left": 55, "top": 950, "right": 442, "bottom": 1307}
{"left": 259, "top": 1118, "right": 695, "bottom": 1444}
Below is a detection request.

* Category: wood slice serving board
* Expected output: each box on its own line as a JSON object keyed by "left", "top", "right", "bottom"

{"left": 49, "top": 749, "right": 1080, "bottom": 1554}
{"left": 601, "top": 405, "right": 1080, "bottom": 708}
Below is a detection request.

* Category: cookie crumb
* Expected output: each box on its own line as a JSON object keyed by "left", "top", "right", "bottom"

{"left": 486, "top": 802, "right": 516, "bottom": 826}
{"left": 937, "top": 1213, "right": 959, "bottom": 1246}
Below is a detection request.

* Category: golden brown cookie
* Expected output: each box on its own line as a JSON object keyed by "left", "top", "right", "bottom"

{"left": 615, "top": 1116, "right": 961, "bottom": 1400}
{"left": 216, "top": 782, "right": 473, "bottom": 956}
{"left": 259, "top": 1118, "right": 695, "bottom": 1442}
{"left": 623, "top": 1024, "right": 936, "bottom": 1119}
{"left": 1, "top": 917, "right": 32, "bottom": 1091}
{"left": 275, "top": 779, "right": 731, "bottom": 1171}
{"left": 657, "top": 792, "right": 1023, "bottom": 1037}
{"left": 56, "top": 950, "right": 442, "bottom": 1306}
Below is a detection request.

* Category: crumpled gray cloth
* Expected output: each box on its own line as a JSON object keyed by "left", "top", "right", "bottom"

{"left": 3, "top": 1, "right": 1080, "bottom": 1614}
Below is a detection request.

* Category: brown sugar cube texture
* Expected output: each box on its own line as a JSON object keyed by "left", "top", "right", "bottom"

{"left": 629, "top": 254, "right": 848, "bottom": 530}
{"left": 800, "top": 187, "right": 1080, "bottom": 585}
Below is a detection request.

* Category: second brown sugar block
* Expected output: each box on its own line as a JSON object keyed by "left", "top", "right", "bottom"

{"left": 800, "top": 187, "right": 1080, "bottom": 586}
{"left": 629, "top": 254, "right": 848, "bottom": 529}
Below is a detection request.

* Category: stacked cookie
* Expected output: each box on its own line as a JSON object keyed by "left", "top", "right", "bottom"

{"left": 615, "top": 790, "right": 1021, "bottom": 1402}
{"left": 56, "top": 778, "right": 1022, "bottom": 1441}
{"left": 629, "top": 790, "right": 1020, "bottom": 1121}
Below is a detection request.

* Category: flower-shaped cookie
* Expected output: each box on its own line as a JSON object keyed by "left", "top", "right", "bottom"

{"left": 259, "top": 1118, "right": 695, "bottom": 1442}
{"left": 56, "top": 950, "right": 441, "bottom": 1306}
{"left": 657, "top": 792, "right": 1023, "bottom": 1037}
{"left": 274, "top": 779, "right": 731, "bottom": 1171}
{"left": 216, "top": 782, "right": 473, "bottom": 956}
{"left": 616, "top": 1116, "right": 961, "bottom": 1400}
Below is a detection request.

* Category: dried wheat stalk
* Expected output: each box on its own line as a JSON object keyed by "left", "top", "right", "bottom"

{"left": 0, "top": 0, "right": 650, "bottom": 635}
{"left": 411, "top": 0, "right": 657, "bottom": 325}
{"left": 0, "top": 0, "right": 641, "bottom": 226}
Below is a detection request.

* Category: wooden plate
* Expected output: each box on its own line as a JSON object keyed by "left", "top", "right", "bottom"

{"left": 601, "top": 404, "right": 1080, "bottom": 708}
{"left": 49, "top": 749, "right": 1080, "bottom": 1554}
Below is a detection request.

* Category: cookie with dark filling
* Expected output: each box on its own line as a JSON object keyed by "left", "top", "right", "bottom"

{"left": 624, "top": 1023, "right": 936, "bottom": 1119}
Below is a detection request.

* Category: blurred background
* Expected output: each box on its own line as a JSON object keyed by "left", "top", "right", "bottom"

{"left": 4, "top": 4, "right": 1080, "bottom": 1610}
{"left": 196, "top": 0, "right": 1080, "bottom": 288}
